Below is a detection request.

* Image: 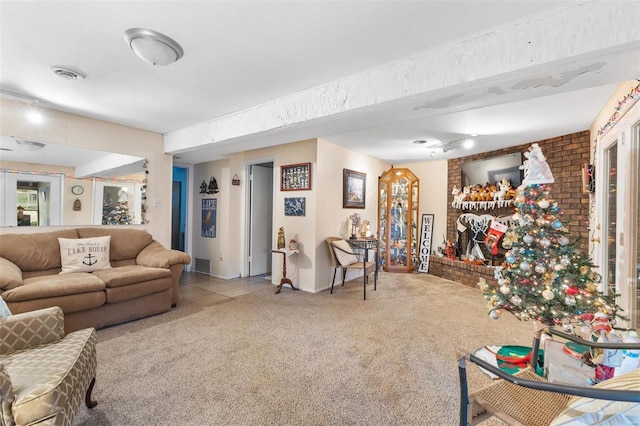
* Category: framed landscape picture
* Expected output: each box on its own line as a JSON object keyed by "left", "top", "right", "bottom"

{"left": 343, "top": 169, "right": 366, "bottom": 209}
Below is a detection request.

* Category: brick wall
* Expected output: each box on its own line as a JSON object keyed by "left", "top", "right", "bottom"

{"left": 428, "top": 256, "right": 495, "bottom": 288}
{"left": 447, "top": 131, "right": 591, "bottom": 252}
{"left": 433, "top": 130, "right": 591, "bottom": 284}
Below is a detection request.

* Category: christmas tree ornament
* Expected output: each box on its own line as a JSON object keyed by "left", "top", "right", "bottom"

{"left": 558, "top": 236, "right": 570, "bottom": 246}
{"left": 489, "top": 310, "right": 500, "bottom": 320}
{"left": 534, "top": 264, "right": 546, "bottom": 274}
{"left": 519, "top": 261, "right": 531, "bottom": 271}
{"left": 551, "top": 219, "right": 563, "bottom": 229}
{"left": 565, "top": 296, "right": 576, "bottom": 305}
{"left": 500, "top": 285, "right": 511, "bottom": 295}
{"left": 506, "top": 254, "right": 516, "bottom": 264}
{"left": 511, "top": 295, "right": 522, "bottom": 306}
{"left": 538, "top": 199, "right": 550, "bottom": 209}
{"left": 542, "top": 289, "right": 555, "bottom": 300}
{"left": 539, "top": 237, "right": 550, "bottom": 248}
{"left": 523, "top": 234, "right": 534, "bottom": 244}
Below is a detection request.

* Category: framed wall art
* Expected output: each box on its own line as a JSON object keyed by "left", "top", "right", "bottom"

{"left": 284, "top": 197, "right": 305, "bottom": 216}
{"left": 280, "top": 162, "right": 311, "bottom": 191}
{"left": 343, "top": 169, "right": 366, "bottom": 209}
{"left": 201, "top": 198, "right": 217, "bottom": 238}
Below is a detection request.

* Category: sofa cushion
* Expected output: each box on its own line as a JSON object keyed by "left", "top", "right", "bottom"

{"left": 1, "top": 327, "right": 97, "bottom": 426}
{"left": 76, "top": 228, "right": 153, "bottom": 261}
{"left": 59, "top": 236, "right": 112, "bottom": 274}
{"left": 0, "top": 230, "right": 79, "bottom": 272}
{"left": 105, "top": 277, "right": 172, "bottom": 304}
{"left": 0, "top": 257, "right": 23, "bottom": 291}
{"left": 332, "top": 240, "right": 359, "bottom": 266}
{"left": 1, "top": 273, "right": 105, "bottom": 302}
{"left": 91, "top": 265, "right": 171, "bottom": 288}
{"left": 0, "top": 307, "right": 65, "bottom": 354}
{"left": 7, "top": 292, "right": 106, "bottom": 316}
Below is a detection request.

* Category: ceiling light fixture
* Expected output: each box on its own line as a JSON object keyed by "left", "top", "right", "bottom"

{"left": 50, "top": 66, "right": 86, "bottom": 80}
{"left": 124, "top": 28, "right": 184, "bottom": 66}
{"left": 15, "top": 140, "right": 46, "bottom": 151}
{"left": 27, "top": 109, "right": 44, "bottom": 123}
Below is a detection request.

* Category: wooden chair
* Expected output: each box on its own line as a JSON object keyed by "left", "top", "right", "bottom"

{"left": 325, "top": 236, "right": 377, "bottom": 300}
{"left": 457, "top": 327, "right": 640, "bottom": 426}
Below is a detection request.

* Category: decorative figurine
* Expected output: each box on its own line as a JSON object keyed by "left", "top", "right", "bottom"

{"left": 277, "top": 227, "right": 285, "bottom": 249}
{"left": 289, "top": 239, "right": 298, "bottom": 251}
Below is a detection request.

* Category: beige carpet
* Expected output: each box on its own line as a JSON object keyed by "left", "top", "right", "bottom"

{"left": 72, "top": 273, "right": 533, "bottom": 426}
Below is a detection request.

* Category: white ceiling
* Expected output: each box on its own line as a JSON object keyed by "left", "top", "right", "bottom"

{"left": 1, "top": 1, "right": 639, "bottom": 167}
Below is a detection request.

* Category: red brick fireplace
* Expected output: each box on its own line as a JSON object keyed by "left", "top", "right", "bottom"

{"left": 428, "top": 130, "right": 591, "bottom": 287}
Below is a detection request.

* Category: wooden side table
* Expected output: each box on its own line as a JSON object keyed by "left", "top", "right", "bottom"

{"left": 271, "top": 248, "right": 300, "bottom": 294}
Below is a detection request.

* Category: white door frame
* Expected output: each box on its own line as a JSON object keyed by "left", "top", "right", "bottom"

{"left": 1, "top": 172, "right": 63, "bottom": 226}
{"left": 595, "top": 99, "right": 640, "bottom": 328}
{"left": 243, "top": 157, "right": 275, "bottom": 277}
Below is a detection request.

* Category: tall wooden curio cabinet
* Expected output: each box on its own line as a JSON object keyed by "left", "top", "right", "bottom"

{"left": 378, "top": 168, "right": 419, "bottom": 272}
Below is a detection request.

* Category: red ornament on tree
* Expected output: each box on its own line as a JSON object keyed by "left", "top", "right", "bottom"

{"left": 565, "top": 286, "right": 579, "bottom": 296}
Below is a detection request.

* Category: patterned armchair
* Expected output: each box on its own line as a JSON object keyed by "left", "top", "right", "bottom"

{"left": 0, "top": 307, "right": 97, "bottom": 426}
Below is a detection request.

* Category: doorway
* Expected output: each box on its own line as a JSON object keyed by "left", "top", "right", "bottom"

{"left": 1, "top": 172, "right": 62, "bottom": 226}
{"left": 247, "top": 162, "right": 274, "bottom": 277}
{"left": 172, "top": 166, "right": 188, "bottom": 252}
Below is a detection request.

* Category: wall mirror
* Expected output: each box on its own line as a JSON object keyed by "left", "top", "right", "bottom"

{"left": 462, "top": 153, "right": 523, "bottom": 187}
{"left": 0, "top": 134, "right": 147, "bottom": 227}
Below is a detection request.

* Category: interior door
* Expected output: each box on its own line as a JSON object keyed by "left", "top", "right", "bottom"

{"left": 171, "top": 181, "right": 182, "bottom": 250}
{"left": 249, "top": 163, "right": 273, "bottom": 276}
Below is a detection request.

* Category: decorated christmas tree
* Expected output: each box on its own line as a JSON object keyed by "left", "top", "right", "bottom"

{"left": 102, "top": 199, "right": 132, "bottom": 225}
{"left": 479, "top": 144, "right": 621, "bottom": 327}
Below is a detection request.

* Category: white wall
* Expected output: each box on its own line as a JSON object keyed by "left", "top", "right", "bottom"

{"left": 0, "top": 99, "right": 173, "bottom": 247}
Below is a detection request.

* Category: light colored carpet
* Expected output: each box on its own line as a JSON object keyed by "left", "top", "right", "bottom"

{"left": 72, "top": 273, "right": 533, "bottom": 425}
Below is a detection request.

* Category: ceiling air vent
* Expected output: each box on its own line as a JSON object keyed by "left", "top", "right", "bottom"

{"left": 50, "top": 66, "right": 86, "bottom": 80}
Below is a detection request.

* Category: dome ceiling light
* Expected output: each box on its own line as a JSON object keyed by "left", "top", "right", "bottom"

{"left": 124, "top": 28, "right": 184, "bottom": 66}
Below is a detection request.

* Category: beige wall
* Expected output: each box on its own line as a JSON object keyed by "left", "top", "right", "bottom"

{"left": 0, "top": 99, "right": 173, "bottom": 247}
{"left": 315, "top": 139, "right": 387, "bottom": 292}
{"left": 401, "top": 159, "right": 449, "bottom": 255}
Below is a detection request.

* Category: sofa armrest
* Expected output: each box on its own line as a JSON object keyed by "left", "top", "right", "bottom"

{"left": 0, "top": 257, "right": 22, "bottom": 291}
{"left": 0, "top": 306, "right": 65, "bottom": 355}
{"left": 136, "top": 241, "right": 191, "bottom": 269}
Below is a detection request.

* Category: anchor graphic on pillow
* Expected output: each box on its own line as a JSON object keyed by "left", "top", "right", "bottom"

{"left": 83, "top": 253, "right": 97, "bottom": 266}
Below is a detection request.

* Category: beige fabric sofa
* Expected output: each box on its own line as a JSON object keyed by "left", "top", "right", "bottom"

{"left": 0, "top": 228, "right": 191, "bottom": 333}
{"left": 0, "top": 306, "right": 97, "bottom": 426}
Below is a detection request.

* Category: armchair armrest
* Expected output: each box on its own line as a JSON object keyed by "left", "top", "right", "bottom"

{"left": 0, "top": 257, "right": 22, "bottom": 291}
{"left": 0, "top": 306, "right": 65, "bottom": 355}
{"left": 136, "top": 241, "right": 191, "bottom": 269}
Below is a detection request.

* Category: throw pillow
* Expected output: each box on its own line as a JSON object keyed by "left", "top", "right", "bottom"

{"left": 0, "top": 295, "right": 10, "bottom": 317}
{"left": 59, "top": 236, "right": 112, "bottom": 274}
{"left": 332, "top": 240, "right": 359, "bottom": 266}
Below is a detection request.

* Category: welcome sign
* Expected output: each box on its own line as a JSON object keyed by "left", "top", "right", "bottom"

{"left": 418, "top": 214, "right": 434, "bottom": 273}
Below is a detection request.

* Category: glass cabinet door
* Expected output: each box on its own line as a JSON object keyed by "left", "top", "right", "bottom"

{"left": 390, "top": 178, "right": 409, "bottom": 267}
{"left": 378, "top": 168, "right": 419, "bottom": 272}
